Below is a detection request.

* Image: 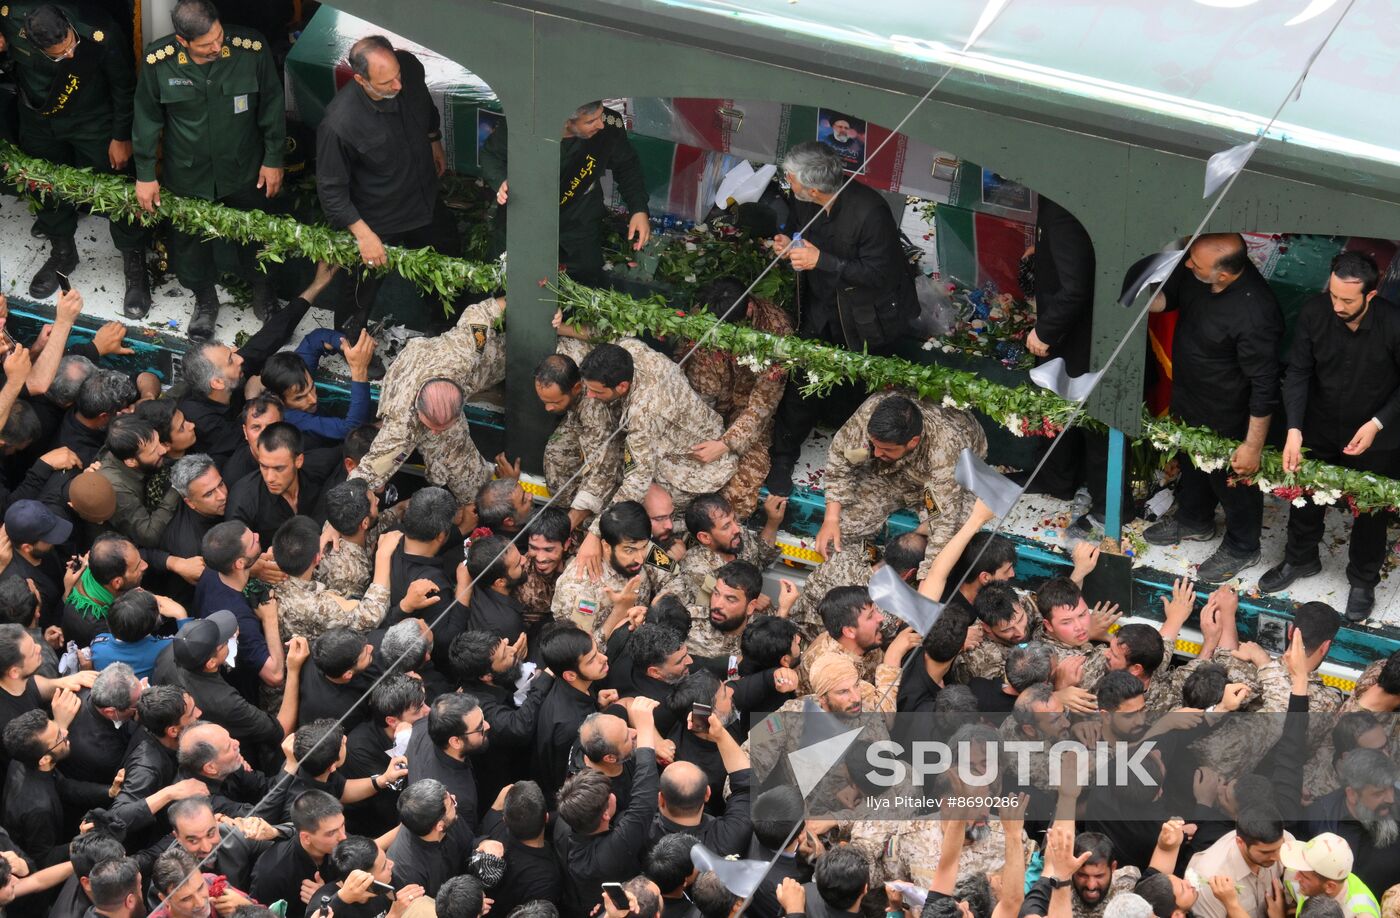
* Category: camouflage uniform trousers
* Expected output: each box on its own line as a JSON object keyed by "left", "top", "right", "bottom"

{"left": 274, "top": 578, "right": 389, "bottom": 643}
{"left": 788, "top": 547, "right": 875, "bottom": 643}
{"left": 721, "top": 444, "right": 774, "bottom": 521}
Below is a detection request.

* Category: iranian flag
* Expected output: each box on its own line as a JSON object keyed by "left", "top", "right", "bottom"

{"left": 934, "top": 203, "right": 1033, "bottom": 298}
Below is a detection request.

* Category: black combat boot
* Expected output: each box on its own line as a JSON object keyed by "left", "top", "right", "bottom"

{"left": 121, "top": 250, "right": 153, "bottom": 319}
{"left": 189, "top": 286, "right": 221, "bottom": 341}
{"left": 29, "top": 236, "right": 79, "bottom": 298}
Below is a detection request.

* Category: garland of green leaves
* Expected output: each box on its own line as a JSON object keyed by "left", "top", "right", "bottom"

{"left": 8, "top": 144, "right": 1399, "bottom": 513}
{"left": 557, "top": 278, "right": 1400, "bottom": 514}
{"left": 0, "top": 143, "right": 503, "bottom": 302}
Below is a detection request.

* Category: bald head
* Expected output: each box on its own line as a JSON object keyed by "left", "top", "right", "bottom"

{"left": 178, "top": 721, "right": 239, "bottom": 779}
{"left": 1186, "top": 233, "right": 1249, "bottom": 288}
{"left": 416, "top": 379, "right": 464, "bottom": 431}
{"left": 659, "top": 761, "right": 710, "bottom": 816}
{"left": 579, "top": 713, "right": 632, "bottom": 765}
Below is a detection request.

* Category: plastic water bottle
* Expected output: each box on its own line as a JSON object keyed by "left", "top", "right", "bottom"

{"left": 791, "top": 232, "right": 805, "bottom": 271}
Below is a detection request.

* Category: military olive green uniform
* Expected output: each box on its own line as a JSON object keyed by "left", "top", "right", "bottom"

{"left": 131, "top": 25, "right": 284, "bottom": 291}
{"left": 0, "top": 2, "right": 144, "bottom": 247}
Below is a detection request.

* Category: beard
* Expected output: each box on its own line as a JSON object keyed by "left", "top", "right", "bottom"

{"left": 506, "top": 570, "right": 528, "bottom": 589}
{"left": 495, "top": 661, "right": 523, "bottom": 688}
{"left": 1357, "top": 802, "right": 1400, "bottom": 847}
{"left": 609, "top": 557, "right": 642, "bottom": 579}
{"left": 710, "top": 610, "right": 746, "bottom": 632}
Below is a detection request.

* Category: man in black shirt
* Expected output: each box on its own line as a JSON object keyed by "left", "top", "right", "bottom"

{"left": 60, "top": 369, "right": 136, "bottom": 466}
{"left": 533, "top": 626, "right": 612, "bottom": 806}
{"left": 162, "top": 454, "right": 228, "bottom": 562}
{"left": 57, "top": 667, "right": 140, "bottom": 794}
{"left": 385, "top": 778, "right": 470, "bottom": 896}
{"left": 1, "top": 708, "right": 77, "bottom": 866}
{"left": 1, "top": 498, "right": 70, "bottom": 624}
{"left": 557, "top": 695, "right": 661, "bottom": 918}
{"left": 342, "top": 674, "right": 427, "bottom": 837}
{"left": 1145, "top": 233, "right": 1283, "bottom": 583}
{"left": 649, "top": 711, "right": 753, "bottom": 856}
{"left": 764, "top": 141, "right": 917, "bottom": 496}
{"left": 308, "top": 835, "right": 423, "bottom": 918}
{"left": 117, "top": 684, "right": 200, "bottom": 805}
{"left": 464, "top": 534, "right": 529, "bottom": 643}
{"left": 1260, "top": 252, "right": 1400, "bottom": 621}
{"left": 250, "top": 789, "right": 347, "bottom": 918}
{"left": 226, "top": 423, "right": 338, "bottom": 545}
{"left": 387, "top": 487, "right": 466, "bottom": 672}
{"left": 300, "top": 628, "right": 374, "bottom": 728}
{"left": 405, "top": 692, "right": 487, "bottom": 835}
{"left": 482, "top": 780, "right": 564, "bottom": 916}
{"left": 316, "top": 35, "right": 457, "bottom": 336}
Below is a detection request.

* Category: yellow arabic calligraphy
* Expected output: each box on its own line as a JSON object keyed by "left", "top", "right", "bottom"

{"left": 559, "top": 153, "right": 596, "bottom": 207}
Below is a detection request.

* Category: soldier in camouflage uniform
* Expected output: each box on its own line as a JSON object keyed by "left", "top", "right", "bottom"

{"left": 850, "top": 816, "right": 1036, "bottom": 891}
{"left": 683, "top": 559, "right": 783, "bottom": 661}
{"left": 511, "top": 506, "right": 572, "bottom": 630}
{"left": 819, "top": 391, "right": 987, "bottom": 576}
{"left": 1180, "top": 642, "right": 1291, "bottom": 781}
{"left": 273, "top": 518, "right": 402, "bottom": 642}
{"left": 784, "top": 532, "right": 929, "bottom": 643}
{"left": 677, "top": 281, "right": 794, "bottom": 518}
{"left": 132, "top": 0, "right": 285, "bottom": 337}
{"left": 578, "top": 339, "right": 738, "bottom": 516}
{"left": 0, "top": 2, "right": 152, "bottom": 312}
{"left": 351, "top": 297, "right": 506, "bottom": 507}
{"left": 657, "top": 492, "right": 783, "bottom": 620}
{"left": 550, "top": 501, "right": 674, "bottom": 640}
{"left": 534, "top": 347, "right": 622, "bottom": 529}
{"left": 1302, "top": 652, "right": 1400, "bottom": 799}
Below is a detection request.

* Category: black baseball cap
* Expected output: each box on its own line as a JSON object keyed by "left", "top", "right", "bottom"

{"left": 4, "top": 500, "right": 73, "bottom": 547}
{"left": 173, "top": 611, "right": 238, "bottom": 670}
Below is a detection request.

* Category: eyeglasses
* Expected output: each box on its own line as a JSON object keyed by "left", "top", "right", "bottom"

{"left": 462, "top": 722, "right": 489, "bottom": 737}
{"left": 44, "top": 728, "right": 69, "bottom": 757}
{"left": 43, "top": 18, "right": 80, "bottom": 61}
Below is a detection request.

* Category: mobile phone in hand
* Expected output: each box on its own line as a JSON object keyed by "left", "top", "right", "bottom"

{"left": 602, "top": 882, "right": 628, "bottom": 911}
{"left": 56, "top": 272, "right": 71, "bottom": 293}
{"left": 370, "top": 880, "right": 395, "bottom": 896}
{"left": 690, "top": 702, "right": 712, "bottom": 732}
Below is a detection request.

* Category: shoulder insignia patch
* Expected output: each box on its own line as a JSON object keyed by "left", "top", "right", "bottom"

{"left": 1, "top": 7, "right": 8, "bottom": 17}
{"left": 622, "top": 445, "right": 637, "bottom": 474}
{"left": 233, "top": 36, "right": 245, "bottom": 48}
{"left": 146, "top": 53, "right": 156, "bottom": 64}
{"left": 92, "top": 30, "right": 103, "bottom": 42}
{"left": 220, "top": 45, "right": 230, "bottom": 58}
{"left": 177, "top": 51, "right": 187, "bottom": 64}
{"left": 154, "top": 49, "right": 165, "bottom": 60}
{"left": 647, "top": 547, "right": 674, "bottom": 571}
{"left": 577, "top": 599, "right": 598, "bottom": 617}
{"left": 922, "top": 486, "right": 940, "bottom": 514}
{"left": 470, "top": 325, "right": 488, "bottom": 351}
{"left": 164, "top": 44, "right": 174, "bottom": 55}
{"left": 863, "top": 541, "right": 880, "bottom": 564}
{"left": 252, "top": 40, "right": 262, "bottom": 51}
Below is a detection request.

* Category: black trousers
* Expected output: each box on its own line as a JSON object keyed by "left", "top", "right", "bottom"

{"left": 1036, "top": 426, "right": 1133, "bottom": 519}
{"left": 338, "top": 197, "right": 462, "bottom": 335}
{"left": 1174, "top": 454, "right": 1263, "bottom": 555}
{"left": 1283, "top": 444, "right": 1397, "bottom": 587}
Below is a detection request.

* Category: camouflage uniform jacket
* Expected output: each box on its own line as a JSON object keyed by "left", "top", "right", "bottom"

{"left": 1073, "top": 868, "right": 1143, "bottom": 918}
{"left": 824, "top": 391, "right": 987, "bottom": 576}
{"left": 316, "top": 539, "right": 372, "bottom": 598}
{"left": 1188, "top": 658, "right": 1291, "bottom": 780}
{"left": 542, "top": 392, "right": 623, "bottom": 515}
{"left": 609, "top": 338, "right": 737, "bottom": 506}
{"left": 550, "top": 549, "right": 676, "bottom": 640}
{"left": 1031, "top": 622, "right": 1113, "bottom": 690}
{"left": 513, "top": 567, "right": 563, "bottom": 628}
{"left": 951, "top": 598, "right": 1044, "bottom": 684}
{"left": 788, "top": 547, "right": 875, "bottom": 643}
{"left": 850, "top": 817, "right": 1036, "bottom": 890}
{"left": 677, "top": 298, "right": 792, "bottom": 457}
{"left": 352, "top": 297, "right": 506, "bottom": 503}
{"left": 274, "top": 577, "right": 389, "bottom": 643}
{"left": 798, "top": 633, "right": 883, "bottom": 695}
{"left": 661, "top": 534, "right": 781, "bottom": 619}
{"left": 1303, "top": 658, "right": 1392, "bottom": 798}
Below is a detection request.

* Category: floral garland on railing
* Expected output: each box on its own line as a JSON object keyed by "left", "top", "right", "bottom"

{"left": 0, "top": 144, "right": 503, "bottom": 302}
{"left": 558, "top": 277, "right": 1400, "bottom": 514}
{"left": 10, "top": 144, "right": 1400, "bottom": 514}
